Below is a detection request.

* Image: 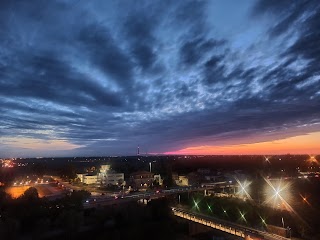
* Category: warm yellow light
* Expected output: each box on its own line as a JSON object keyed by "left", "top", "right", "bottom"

{"left": 165, "top": 131, "right": 320, "bottom": 155}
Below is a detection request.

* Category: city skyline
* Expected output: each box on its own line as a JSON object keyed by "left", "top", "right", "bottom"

{"left": 1, "top": 0, "right": 320, "bottom": 157}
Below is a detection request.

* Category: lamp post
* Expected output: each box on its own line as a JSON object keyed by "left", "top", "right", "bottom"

{"left": 149, "top": 162, "right": 152, "bottom": 172}
{"left": 287, "top": 226, "right": 291, "bottom": 239}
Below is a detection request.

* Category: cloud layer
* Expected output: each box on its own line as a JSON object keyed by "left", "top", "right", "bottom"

{"left": 0, "top": 0, "right": 319, "bottom": 156}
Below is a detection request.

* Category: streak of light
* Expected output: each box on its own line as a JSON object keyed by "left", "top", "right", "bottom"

{"left": 235, "top": 178, "right": 253, "bottom": 201}
{"left": 262, "top": 176, "right": 309, "bottom": 227}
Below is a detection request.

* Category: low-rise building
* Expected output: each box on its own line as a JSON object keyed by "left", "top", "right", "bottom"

{"left": 197, "top": 168, "right": 211, "bottom": 175}
{"left": 99, "top": 172, "right": 125, "bottom": 186}
{"left": 77, "top": 164, "right": 124, "bottom": 186}
{"left": 97, "top": 164, "right": 124, "bottom": 186}
{"left": 172, "top": 172, "right": 179, "bottom": 182}
{"left": 100, "top": 164, "right": 111, "bottom": 173}
{"left": 176, "top": 175, "right": 189, "bottom": 186}
{"left": 154, "top": 174, "right": 163, "bottom": 186}
{"left": 130, "top": 171, "right": 154, "bottom": 188}
{"left": 83, "top": 175, "right": 98, "bottom": 185}
{"left": 77, "top": 173, "right": 86, "bottom": 182}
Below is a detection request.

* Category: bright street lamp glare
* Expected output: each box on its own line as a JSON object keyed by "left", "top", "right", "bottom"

{"left": 235, "top": 178, "right": 253, "bottom": 201}
{"left": 239, "top": 211, "right": 247, "bottom": 222}
{"left": 263, "top": 176, "right": 293, "bottom": 212}
{"left": 193, "top": 199, "right": 200, "bottom": 210}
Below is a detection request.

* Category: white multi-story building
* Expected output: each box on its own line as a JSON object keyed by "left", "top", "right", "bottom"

{"left": 83, "top": 175, "right": 98, "bottom": 185}
{"left": 77, "top": 173, "right": 85, "bottom": 182}
{"left": 98, "top": 164, "right": 124, "bottom": 186}
{"left": 77, "top": 164, "right": 124, "bottom": 186}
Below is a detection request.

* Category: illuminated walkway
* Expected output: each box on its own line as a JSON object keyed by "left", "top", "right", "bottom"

{"left": 172, "top": 207, "right": 289, "bottom": 240}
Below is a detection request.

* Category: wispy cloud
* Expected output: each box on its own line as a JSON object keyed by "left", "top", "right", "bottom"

{"left": 0, "top": 0, "right": 319, "bottom": 156}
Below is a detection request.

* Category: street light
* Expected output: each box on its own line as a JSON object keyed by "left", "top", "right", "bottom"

{"left": 239, "top": 211, "right": 247, "bottom": 223}
{"left": 207, "top": 203, "right": 212, "bottom": 212}
{"left": 264, "top": 156, "right": 270, "bottom": 164}
{"left": 193, "top": 199, "right": 200, "bottom": 210}
{"left": 287, "top": 226, "right": 291, "bottom": 239}
{"left": 259, "top": 215, "right": 267, "bottom": 226}
{"left": 263, "top": 177, "right": 292, "bottom": 211}
{"left": 299, "top": 194, "right": 311, "bottom": 206}
{"left": 235, "top": 178, "right": 252, "bottom": 201}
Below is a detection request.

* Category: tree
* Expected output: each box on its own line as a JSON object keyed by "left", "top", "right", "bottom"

{"left": 19, "top": 187, "right": 39, "bottom": 202}
{"left": 59, "top": 164, "right": 77, "bottom": 181}
{"left": 31, "top": 162, "right": 46, "bottom": 177}
{"left": 68, "top": 190, "right": 91, "bottom": 208}
{"left": 57, "top": 209, "right": 83, "bottom": 235}
{"left": 153, "top": 179, "right": 160, "bottom": 187}
{"left": 0, "top": 188, "right": 12, "bottom": 205}
{"left": 0, "top": 217, "right": 20, "bottom": 240}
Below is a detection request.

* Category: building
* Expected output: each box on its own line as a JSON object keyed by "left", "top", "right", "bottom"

{"left": 77, "top": 164, "right": 124, "bottom": 186}
{"left": 100, "top": 164, "right": 111, "bottom": 173}
{"left": 176, "top": 175, "right": 189, "bottom": 186}
{"left": 172, "top": 172, "right": 179, "bottom": 182}
{"left": 97, "top": 164, "right": 124, "bottom": 186}
{"left": 197, "top": 168, "right": 211, "bottom": 174}
{"left": 154, "top": 174, "right": 163, "bottom": 186}
{"left": 77, "top": 173, "right": 98, "bottom": 185}
{"left": 77, "top": 173, "right": 86, "bottom": 182}
{"left": 130, "top": 171, "right": 154, "bottom": 188}
{"left": 186, "top": 172, "right": 201, "bottom": 186}
{"left": 83, "top": 175, "right": 98, "bottom": 185}
{"left": 99, "top": 172, "right": 125, "bottom": 186}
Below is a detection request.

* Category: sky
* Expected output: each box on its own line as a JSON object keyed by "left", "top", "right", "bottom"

{"left": 0, "top": 0, "right": 320, "bottom": 157}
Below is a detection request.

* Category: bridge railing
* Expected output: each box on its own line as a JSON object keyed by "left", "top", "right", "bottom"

{"left": 172, "top": 208, "right": 246, "bottom": 238}
{"left": 172, "top": 208, "right": 290, "bottom": 240}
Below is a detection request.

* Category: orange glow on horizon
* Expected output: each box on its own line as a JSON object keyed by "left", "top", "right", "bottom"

{"left": 165, "top": 131, "right": 320, "bottom": 155}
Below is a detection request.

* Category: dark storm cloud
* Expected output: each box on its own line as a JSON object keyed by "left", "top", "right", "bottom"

{"left": 0, "top": 0, "right": 320, "bottom": 156}
{"left": 203, "top": 55, "right": 226, "bottom": 85}
{"left": 252, "top": 0, "right": 320, "bottom": 101}
{"left": 78, "top": 23, "right": 135, "bottom": 87}
{"left": 123, "top": 15, "right": 157, "bottom": 72}
{"left": 0, "top": 51, "right": 123, "bottom": 107}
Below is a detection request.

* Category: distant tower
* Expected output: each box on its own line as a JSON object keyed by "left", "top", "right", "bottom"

{"left": 137, "top": 145, "right": 140, "bottom": 156}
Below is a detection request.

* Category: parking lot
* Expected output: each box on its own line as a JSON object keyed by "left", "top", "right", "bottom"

{"left": 6, "top": 183, "right": 65, "bottom": 198}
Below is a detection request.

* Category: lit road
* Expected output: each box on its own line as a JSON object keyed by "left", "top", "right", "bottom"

{"left": 83, "top": 186, "right": 214, "bottom": 208}
{"left": 171, "top": 207, "right": 289, "bottom": 240}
